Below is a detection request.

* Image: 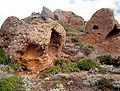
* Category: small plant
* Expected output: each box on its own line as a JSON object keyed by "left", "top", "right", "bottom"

{"left": 97, "top": 55, "right": 113, "bottom": 65}
{"left": 46, "top": 58, "right": 80, "bottom": 74}
{"left": 12, "top": 64, "right": 21, "bottom": 70}
{"left": 0, "top": 48, "right": 11, "bottom": 65}
{"left": 0, "top": 76, "right": 23, "bottom": 91}
{"left": 71, "top": 57, "right": 77, "bottom": 62}
{"left": 84, "top": 45, "right": 94, "bottom": 51}
{"left": 54, "top": 58, "right": 70, "bottom": 66}
{"left": 77, "top": 59, "right": 97, "bottom": 70}
{"left": 99, "top": 68, "right": 107, "bottom": 73}
{"left": 74, "top": 42, "right": 84, "bottom": 47}
{"left": 46, "top": 65, "right": 61, "bottom": 74}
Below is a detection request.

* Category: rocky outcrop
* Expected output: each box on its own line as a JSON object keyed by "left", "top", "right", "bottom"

{"left": 83, "top": 8, "right": 120, "bottom": 55}
{"left": 0, "top": 15, "right": 66, "bottom": 72}
{"left": 31, "top": 7, "right": 85, "bottom": 27}
{"left": 41, "top": 6, "right": 55, "bottom": 19}
{"left": 54, "top": 9, "right": 85, "bottom": 26}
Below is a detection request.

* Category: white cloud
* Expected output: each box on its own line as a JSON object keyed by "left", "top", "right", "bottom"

{"left": 0, "top": 0, "right": 120, "bottom": 26}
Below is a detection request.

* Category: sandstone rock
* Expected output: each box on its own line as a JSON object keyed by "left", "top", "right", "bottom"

{"left": 83, "top": 8, "right": 120, "bottom": 55}
{"left": 41, "top": 6, "right": 55, "bottom": 19}
{"left": 0, "top": 15, "right": 66, "bottom": 72}
{"left": 54, "top": 9, "right": 85, "bottom": 26}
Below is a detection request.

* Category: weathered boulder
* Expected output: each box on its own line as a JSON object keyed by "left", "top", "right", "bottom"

{"left": 0, "top": 15, "right": 66, "bottom": 72}
{"left": 41, "top": 6, "right": 55, "bottom": 19}
{"left": 83, "top": 8, "right": 120, "bottom": 55}
{"left": 54, "top": 9, "right": 85, "bottom": 26}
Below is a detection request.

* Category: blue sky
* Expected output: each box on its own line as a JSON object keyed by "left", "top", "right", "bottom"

{"left": 0, "top": 0, "right": 120, "bottom": 26}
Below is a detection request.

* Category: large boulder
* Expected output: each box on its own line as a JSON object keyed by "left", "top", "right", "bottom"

{"left": 83, "top": 8, "right": 120, "bottom": 55}
{"left": 41, "top": 6, "right": 55, "bottom": 19}
{"left": 0, "top": 15, "right": 66, "bottom": 72}
{"left": 54, "top": 9, "right": 85, "bottom": 26}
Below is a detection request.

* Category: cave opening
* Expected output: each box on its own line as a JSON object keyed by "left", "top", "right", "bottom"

{"left": 105, "top": 24, "right": 120, "bottom": 39}
{"left": 54, "top": 15, "right": 59, "bottom": 20}
{"left": 93, "top": 25, "right": 99, "bottom": 30}
{"left": 48, "top": 28, "right": 61, "bottom": 58}
{"left": 51, "top": 28, "right": 60, "bottom": 43}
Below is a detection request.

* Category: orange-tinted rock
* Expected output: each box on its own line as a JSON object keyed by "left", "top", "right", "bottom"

{"left": 54, "top": 9, "right": 85, "bottom": 26}
{"left": 83, "top": 8, "right": 120, "bottom": 55}
{"left": 0, "top": 16, "right": 66, "bottom": 72}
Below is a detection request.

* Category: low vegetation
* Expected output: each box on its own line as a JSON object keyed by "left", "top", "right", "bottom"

{"left": 74, "top": 42, "right": 84, "bottom": 47}
{"left": 97, "top": 55, "right": 120, "bottom": 66}
{"left": 0, "top": 76, "right": 23, "bottom": 91}
{"left": 77, "top": 59, "right": 97, "bottom": 70}
{"left": 60, "top": 23, "right": 85, "bottom": 33}
{"left": 46, "top": 58, "right": 80, "bottom": 74}
{"left": 97, "top": 55, "right": 113, "bottom": 65}
{"left": 0, "top": 48, "right": 11, "bottom": 65}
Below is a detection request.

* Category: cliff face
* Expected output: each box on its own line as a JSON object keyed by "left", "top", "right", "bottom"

{"left": 0, "top": 15, "right": 66, "bottom": 72}
{"left": 83, "top": 8, "right": 120, "bottom": 55}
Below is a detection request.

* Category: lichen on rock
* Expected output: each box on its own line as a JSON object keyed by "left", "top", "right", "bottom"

{"left": 0, "top": 15, "right": 66, "bottom": 72}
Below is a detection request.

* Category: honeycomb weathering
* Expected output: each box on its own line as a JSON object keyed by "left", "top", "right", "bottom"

{"left": 83, "top": 8, "right": 120, "bottom": 55}
{"left": 0, "top": 16, "right": 66, "bottom": 72}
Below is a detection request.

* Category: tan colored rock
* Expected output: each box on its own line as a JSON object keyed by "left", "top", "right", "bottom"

{"left": 54, "top": 9, "right": 85, "bottom": 26}
{"left": 0, "top": 15, "right": 66, "bottom": 72}
{"left": 83, "top": 8, "right": 120, "bottom": 55}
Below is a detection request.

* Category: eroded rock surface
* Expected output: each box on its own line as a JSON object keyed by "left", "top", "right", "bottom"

{"left": 0, "top": 15, "right": 66, "bottom": 72}
{"left": 83, "top": 8, "right": 120, "bottom": 55}
{"left": 41, "top": 6, "right": 55, "bottom": 19}
{"left": 54, "top": 9, "right": 85, "bottom": 26}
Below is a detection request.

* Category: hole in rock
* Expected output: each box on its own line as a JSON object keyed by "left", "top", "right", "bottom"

{"left": 86, "top": 32, "right": 89, "bottom": 34}
{"left": 105, "top": 24, "right": 120, "bottom": 39}
{"left": 41, "top": 16, "right": 46, "bottom": 21}
{"left": 5, "top": 38, "right": 9, "bottom": 40}
{"left": 16, "top": 44, "right": 45, "bottom": 71}
{"left": 93, "top": 25, "right": 99, "bottom": 30}
{"left": 48, "top": 28, "right": 61, "bottom": 57}
{"left": 54, "top": 15, "right": 59, "bottom": 20}
{"left": 25, "top": 44, "right": 44, "bottom": 58}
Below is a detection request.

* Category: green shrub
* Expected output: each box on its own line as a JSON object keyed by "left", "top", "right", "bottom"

{"left": 97, "top": 55, "right": 113, "bottom": 65}
{"left": 62, "top": 63, "right": 80, "bottom": 72}
{"left": 54, "top": 58, "right": 70, "bottom": 66}
{"left": 74, "top": 42, "right": 84, "bottom": 47}
{"left": 71, "top": 57, "right": 77, "bottom": 62}
{"left": 0, "top": 48, "right": 11, "bottom": 65}
{"left": 46, "top": 65, "right": 61, "bottom": 74}
{"left": 77, "top": 59, "right": 97, "bottom": 70}
{"left": 99, "top": 68, "right": 107, "bottom": 73}
{"left": 46, "top": 58, "right": 80, "bottom": 74}
{"left": 0, "top": 76, "right": 23, "bottom": 91}
{"left": 84, "top": 45, "right": 94, "bottom": 51}
{"left": 12, "top": 64, "right": 21, "bottom": 70}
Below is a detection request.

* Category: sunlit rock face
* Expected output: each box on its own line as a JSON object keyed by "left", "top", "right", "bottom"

{"left": 0, "top": 15, "right": 66, "bottom": 72}
{"left": 83, "top": 8, "right": 120, "bottom": 56}
{"left": 54, "top": 9, "right": 85, "bottom": 27}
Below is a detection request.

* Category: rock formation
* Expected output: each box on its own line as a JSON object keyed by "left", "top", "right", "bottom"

{"left": 41, "top": 6, "right": 55, "bottom": 19}
{"left": 54, "top": 9, "right": 85, "bottom": 26}
{"left": 83, "top": 8, "right": 120, "bottom": 55}
{"left": 40, "top": 6, "right": 85, "bottom": 27}
{"left": 0, "top": 15, "right": 66, "bottom": 72}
